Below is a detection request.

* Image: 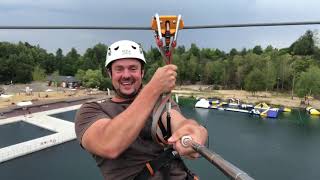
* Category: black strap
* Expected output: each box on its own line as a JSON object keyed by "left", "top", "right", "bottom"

{"left": 166, "top": 112, "right": 172, "bottom": 139}
{"left": 158, "top": 119, "right": 168, "bottom": 140}
{"left": 134, "top": 148, "right": 198, "bottom": 180}
{"left": 134, "top": 148, "right": 177, "bottom": 180}
{"left": 157, "top": 111, "right": 172, "bottom": 141}
{"left": 177, "top": 158, "right": 199, "bottom": 180}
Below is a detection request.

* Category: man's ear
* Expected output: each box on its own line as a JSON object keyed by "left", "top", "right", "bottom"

{"left": 107, "top": 69, "right": 112, "bottom": 78}
{"left": 141, "top": 69, "right": 145, "bottom": 78}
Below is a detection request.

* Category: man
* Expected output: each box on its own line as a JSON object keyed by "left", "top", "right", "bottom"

{"left": 75, "top": 40, "right": 207, "bottom": 179}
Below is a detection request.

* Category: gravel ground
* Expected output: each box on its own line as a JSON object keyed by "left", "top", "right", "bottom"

{"left": 1, "top": 82, "right": 66, "bottom": 94}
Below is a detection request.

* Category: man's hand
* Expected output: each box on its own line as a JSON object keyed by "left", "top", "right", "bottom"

{"left": 167, "top": 119, "right": 208, "bottom": 159}
{"left": 149, "top": 65, "right": 177, "bottom": 94}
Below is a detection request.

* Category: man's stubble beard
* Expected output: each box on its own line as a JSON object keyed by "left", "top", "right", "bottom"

{"left": 113, "top": 84, "right": 143, "bottom": 100}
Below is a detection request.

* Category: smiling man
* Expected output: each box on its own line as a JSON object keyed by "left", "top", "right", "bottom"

{"left": 75, "top": 40, "right": 207, "bottom": 180}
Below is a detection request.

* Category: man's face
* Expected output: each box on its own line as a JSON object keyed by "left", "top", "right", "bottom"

{"left": 110, "top": 58, "right": 144, "bottom": 99}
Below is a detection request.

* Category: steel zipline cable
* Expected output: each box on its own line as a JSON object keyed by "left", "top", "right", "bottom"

{"left": 0, "top": 21, "right": 320, "bottom": 30}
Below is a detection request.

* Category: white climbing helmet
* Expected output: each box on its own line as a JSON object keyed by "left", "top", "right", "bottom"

{"left": 105, "top": 40, "right": 146, "bottom": 68}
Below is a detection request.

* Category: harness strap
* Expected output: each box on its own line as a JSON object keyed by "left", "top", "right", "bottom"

{"left": 134, "top": 148, "right": 199, "bottom": 180}
{"left": 158, "top": 117, "right": 168, "bottom": 140}
{"left": 151, "top": 95, "right": 171, "bottom": 146}
{"left": 178, "top": 158, "right": 200, "bottom": 180}
{"left": 166, "top": 112, "right": 172, "bottom": 139}
{"left": 134, "top": 148, "right": 178, "bottom": 179}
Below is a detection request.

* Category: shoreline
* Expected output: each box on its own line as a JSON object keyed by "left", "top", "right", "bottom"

{"left": 1, "top": 85, "right": 319, "bottom": 115}
{"left": 173, "top": 85, "right": 320, "bottom": 110}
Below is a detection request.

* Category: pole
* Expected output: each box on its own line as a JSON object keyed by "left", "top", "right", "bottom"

{"left": 181, "top": 136, "right": 254, "bottom": 180}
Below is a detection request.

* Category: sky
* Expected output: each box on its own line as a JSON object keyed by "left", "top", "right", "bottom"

{"left": 0, "top": 0, "right": 320, "bottom": 55}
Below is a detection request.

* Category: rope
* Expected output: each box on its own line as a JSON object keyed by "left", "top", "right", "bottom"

{"left": 1, "top": 21, "right": 320, "bottom": 30}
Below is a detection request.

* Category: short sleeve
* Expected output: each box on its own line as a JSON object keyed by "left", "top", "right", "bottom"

{"left": 74, "top": 102, "right": 110, "bottom": 145}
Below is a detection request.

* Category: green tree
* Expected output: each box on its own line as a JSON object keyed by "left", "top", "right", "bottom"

{"left": 55, "top": 48, "right": 64, "bottom": 74}
{"left": 244, "top": 68, "right": 266, "bottom": 94}
{"left": 81, "top": 43, "right": 107, "bottom": 71}
{"left": 51, "top": 70, "right": 60, "bottom": 89}
{"left": 233, "top": 55, "right": 245, "bottom": 89}
{"left": 82, "top": 69, "right": 103, "bottom": 88}
{"left": 262, "top": 59, "right": 277, "bottom": 91}
{"left": 11, "top": 53, "right": 33, "bottom": 83}
{"left": 144, "top": 61, "right": 162, "bottom": 83}
{"left": 75, "top": 69, "right": 86, "bottom": 82}
{"left": 32, "top": 65, "right": 46, "bottom": 81}
{"left": 295, "top": 67, "right": 320, "bottom": 97}
{"left": 60, "top": 48, "right": 80, "bottom": 76}
{"left": 290, "top": 30, "right": 315, "bottom": 55}
{"left": 200, "top": 48, "right": 215, "bottom": 60}
{"left": 210, "top": 61, "right": 224, "bottom": 85}
{"left": 265, "top": 45, "right": 274, "bottom": 53}
{"left": 99, "top": 78, "right": 112, "bottom": 91}
{"left": 253, "top": 45, "right": 263, "bottom": 55}
{"left": 229, "top": 48, "right": 238, "bottom": 56}
{"left": 172, "top": 54, "right": 185, "bottom": 85}
{"left": 190, "top": 43, "right": 200, "bottom": 57}
{"left": 176, "top": 45, "right": 186, "bottom": 55}
{"left": 81, "top": 69, "right": 112, "bottom": 90}
{"left": 186, "top": 55, "right": 199, "bottom": 83}
{"left": 240, "top": 48, "right": 247, "bottom": 56}
{"left": 145, "top": 46, "right": 161, "bottom": 62}
{"left": 40, "top": 53, "right": 56, "bottom": 74}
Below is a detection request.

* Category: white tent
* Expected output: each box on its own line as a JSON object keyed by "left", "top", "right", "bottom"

{"left": 17, "top": 101, "right": 33, "bottom": 106}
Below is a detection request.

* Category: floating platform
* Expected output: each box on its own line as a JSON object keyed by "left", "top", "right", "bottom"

{"left": 0, "top": 105, "right": 81, "bottom": 163}
{"left": 306, "top": 106, "right": 320, "bottom": 115}
{"left": 195, "top": 98, "right": 281, "bottom": 118}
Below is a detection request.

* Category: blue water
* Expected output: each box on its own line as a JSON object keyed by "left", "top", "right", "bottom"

{"left": 0, "top": 121, "right": 54, "bottom": 148}
{"left": 183, "top": 107, "right": 320, "bottom": 180}
{"left": 50, "top": 110, "right": 77, "bottom": 122}
{"left": 0, "top": 106, "right": 320, "bottom": 180}
{"left": 0, "top": 140, "right": 102, "bottom": 180}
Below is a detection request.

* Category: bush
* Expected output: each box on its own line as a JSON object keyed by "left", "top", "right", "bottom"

{"left": 99, "top": 78, "right": 112, "bottom": 91}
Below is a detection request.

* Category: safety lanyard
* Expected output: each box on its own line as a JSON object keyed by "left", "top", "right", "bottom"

{"left": 151, "top": 14, "right": 184, "bottom": 146}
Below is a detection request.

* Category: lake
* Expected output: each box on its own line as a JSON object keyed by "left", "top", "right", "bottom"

{"left": 0, "top": 105, "right": 319, "bottom": 180}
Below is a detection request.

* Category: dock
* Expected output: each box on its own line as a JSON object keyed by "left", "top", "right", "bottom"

{"left": 0, "top": 105, "right": 81, "bottom": 163}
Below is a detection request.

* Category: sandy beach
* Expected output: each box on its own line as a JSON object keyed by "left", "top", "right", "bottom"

{"left": 1, "top": 83, "right": 319, "bottom": 110}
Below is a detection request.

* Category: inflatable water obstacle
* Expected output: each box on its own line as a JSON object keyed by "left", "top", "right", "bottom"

{"left": 195, "top": 98, "right": 292, "bottom": 118}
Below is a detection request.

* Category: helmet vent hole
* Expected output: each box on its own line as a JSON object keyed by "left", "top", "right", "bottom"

{"left": 114, "top": 46, "right": 119, "bottom": 51}
{"left": 131, "top": 46, "right": 136, "bottom": 49}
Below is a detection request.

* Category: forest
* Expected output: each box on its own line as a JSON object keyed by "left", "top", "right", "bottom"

{"left": 0, "top": 30, "right": 319, "bottom": 98}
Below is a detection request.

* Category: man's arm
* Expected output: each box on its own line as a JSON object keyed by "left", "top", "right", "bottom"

{"left": 80, "top": 65, "right": 177, "bottom": 159}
